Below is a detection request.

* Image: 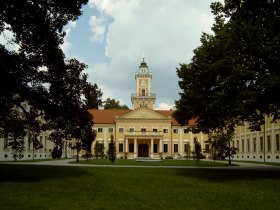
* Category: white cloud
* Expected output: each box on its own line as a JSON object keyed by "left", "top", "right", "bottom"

{"left": 0, "top": 25, "right": 19, "bottom": 52}
{"left": 87, "top": 0, "right": 216, "bottom": 109}
{"left": 61, "top": 21, "right": 77, "bottom": 55}
{"left": 89, "top": 16, "right": 107, "bottom": 43}
{"left": 155, "top": 102, "right": 175, "bottom": 110}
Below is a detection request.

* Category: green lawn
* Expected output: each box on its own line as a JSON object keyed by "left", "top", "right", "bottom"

{"left": 232, "top": 160, "right": 280, "bottom": 166}
{"left": 71, "top": 158, "right": 233, "bottom": 167}
{"left": 0, "top": 164, "right": 279, "bottom": 210}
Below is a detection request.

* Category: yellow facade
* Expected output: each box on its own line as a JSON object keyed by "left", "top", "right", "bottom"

{"left": 234, "top": 115, "right": 280, "bottom": 162}
{"left": 93, "top": 107, "right": 208, "bottom": 159}
{"left": 92, "top": 58, "right": 208, "bottom": 159}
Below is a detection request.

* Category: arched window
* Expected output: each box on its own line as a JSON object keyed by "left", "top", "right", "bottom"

{"left": 141, "top": 80, "right": 146, "bottom": 96}
{"left": 142, "top": 89, "right": 145, "bottom": 96}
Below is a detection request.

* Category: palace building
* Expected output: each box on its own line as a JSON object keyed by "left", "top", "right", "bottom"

{"left": 1, "top": 58, "right": 279, "bottom": 162}
{"left": 89, "top": 58, "right": 208, "bottom": 159}
{"left": 89, "top": 58, "right": 280, "bottom": 162}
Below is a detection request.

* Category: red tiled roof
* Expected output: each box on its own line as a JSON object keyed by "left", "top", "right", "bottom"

{"left": 88, "top": 109, "right": 131, "bottom": 124}
{"left": 88, "top": 109, "right": 197, "bottom": 126}
{"left": 156, "top": 110, "right": 197, "bottom": 126}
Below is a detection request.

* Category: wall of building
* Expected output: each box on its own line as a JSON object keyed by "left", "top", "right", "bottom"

{"left": 93, "top": 122, "right": 209, "bottom": 159}
{"left": 0, "top": 102, "right": 74, "bottom": 161}
{"left": 233, "top": 116, "right": 280, "bottom": 163}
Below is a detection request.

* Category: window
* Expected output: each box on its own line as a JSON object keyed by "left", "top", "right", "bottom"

{"left": 129, "top": 143, "right": 134, "bottom": 152}
{"left": 119, "top": 128, "right": 124, "bottom": 133}
{"left": 184, "top": 143, "right": 188, "bottom": 153}
{"left": 237, "top": 140, "right": 239, "bottom": 152}
{"left": 98, "top": 128, "right": 103, "bottom": 133}
{"left": 253, "top": 138, "right": 256, "bottom": 152}
{"left": 44, "top": 136, "right": 47, "bottom": 149}
{"left": 28, "top": 138, "right": 31, "bottom": 150}
{"left": 205, "top": 144, "right": 210, "bottom": 153}
{"left": 164, "top": 144, "right": 168, "bottom": 153}
{"left": 267, "top": 135, "right": 271, "bottom": 152}
{"left": 276, "top": 134, "right": 280, "bottom": 151}
{"left": 119, "top": 143, "right": 123, "bottom": 153}
{"left": 4, "top": 138, "right": 8, "bottom": 149}
{"left": 129, "top": 128, "right": 134, "bottom": 132}
{"left": 163, "top": 129, "right": 168, "bottom": 133}
{"left": 109, "top": 128, "right": 114, "bottom": 133}
{"left": 241, "top": 139, "right": 244, "bottom": 153}
{"left": 142, "top": 89, "right": 145, "bottom": 96}
{"left": 183, "top": 128, "right": 188, "bottom": 133}
{"left": 153, "top": 144, "right": 158, "bottom": 153}
{"left": 141, "top": 128, "right": 146, "bottom": 133}
{"left": 153, "top": 128, "right": 158, "bottom": 132}
{"left": 40, "top": 136, "right": 43, "bottom": 149}
{"left": 260, "top": 137, "right": 263, "bottom": 152}
{"left": 247, "top": 138, "right": 250, "bottom": 152}
{"left": 173, "top": 129, "right": 178, "bottom": 134}
{"left": 174, "top": 144, "right": 178, "bottom": 153}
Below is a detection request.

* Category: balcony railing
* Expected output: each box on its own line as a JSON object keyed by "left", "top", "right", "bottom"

{"left": 131, "top": 93, "right": 156, "bottom": 98}
{"left": 126, "top": 131, "right": 163, "bottom": 137}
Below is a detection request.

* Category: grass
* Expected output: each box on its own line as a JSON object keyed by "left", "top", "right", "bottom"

{"left": 71, "top": 158, "right": 234, "bottom": 167}
{"left": 0, "top": 158, "right": 59, "bottom": 163}
{"left": 0, "top": 164, "right": 280, "bottom": 210}
{"left": 232, "top": 160, "right": 280, "bottom": 166}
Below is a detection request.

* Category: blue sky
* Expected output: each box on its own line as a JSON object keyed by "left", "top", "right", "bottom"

{"left": 1, "top": 0, "right": 219, "bottom": 110}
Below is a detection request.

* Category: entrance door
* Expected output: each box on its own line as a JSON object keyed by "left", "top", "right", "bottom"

{"left": 138, "top": 144, "right": 149, "bottom": 157}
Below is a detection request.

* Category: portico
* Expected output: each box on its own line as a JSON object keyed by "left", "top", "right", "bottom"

{"left": 125, "top": 131, "right": 163, "bottom": 158}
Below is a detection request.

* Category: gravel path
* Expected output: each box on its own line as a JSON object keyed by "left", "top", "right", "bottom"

{"left": 2, "top": 159, "right": 280, "bottom": 170}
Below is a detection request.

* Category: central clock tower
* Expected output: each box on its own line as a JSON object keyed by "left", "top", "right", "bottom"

{"left": 131, "top": 58, "right": 156, "bottom": 110}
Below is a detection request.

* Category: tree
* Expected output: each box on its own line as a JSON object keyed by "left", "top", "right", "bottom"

{"left": 0, "top": 1, "right": 96, "bottom": 150}
{"left": 51, "top": 145, "right": 63, "bottom": 159}
{"left": 84, "top": 83, "right": 103, "bottom": 109}
{"left": 174, "top": 0, "right": 280, "bottom": 133}
{"left": 207, "top": 126, "right": 238, "bottom": 165}
{"left": 192, "top": 138, "right": 203, "bottom": 165}
{"left": 108, "top": 135, "right": 117, "bottom": 164}
{"left": 0, "top": 0, "right": 88, "bottom": 119}
{"left": 94, "top": 143, "right": 104, "bottom": 159}
{"left": 185, "top": 142, "right": 191, "bottom": 160}
{"left": 103, "top": 98, "right": 129, "bottom": 110}
{"left": 7, "top": 120, "right": 26, "bottom": 161}
{"left": 0, "top": 109, "right": 26, "bottom": 161}
{"left": 67, "top": 108, "right": 96, "bottom": 162}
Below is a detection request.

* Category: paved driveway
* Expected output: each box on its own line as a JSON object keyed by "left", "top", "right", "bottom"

{"left": 2, "top": 159, "right": 280, "bottom": 170}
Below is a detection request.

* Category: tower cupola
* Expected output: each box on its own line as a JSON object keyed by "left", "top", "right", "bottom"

{"left": 131, "top": 58, "right": 156, "bottom": 110}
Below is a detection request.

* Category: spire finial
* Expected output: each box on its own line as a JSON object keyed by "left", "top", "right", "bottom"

{"left": 142, "top": 52, "right": 145, "bottom": 62}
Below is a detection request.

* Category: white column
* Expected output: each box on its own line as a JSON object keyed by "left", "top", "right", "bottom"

{"left": 190, "top": 132, "right": 194, "bottom": 151}
{"left": 159, "top": 138, "right": 163, "bottom": 153}
{"left": 134, "top": 138, "right": 137, "bottom": 158}
{"left": 179, "top": 128, "right": 183, "bottom": 156}
{"left": 125, "top": 138, "right": 128, "bottom": 153}
{"left": 272, "top": 121, "right": 275, "bottom": 161}
{"left": 200, "top": 132, "right": 204, "bottom": 153}
{"left": 151, "top": 138, "right": 154, "bottom": 158}
{"left": 104, "top": 127, "right": 107, "bottom": 151}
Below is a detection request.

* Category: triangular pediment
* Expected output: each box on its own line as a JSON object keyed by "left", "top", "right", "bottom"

{"left": 117, "top": 107, "right": 170, "bottom": 120}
